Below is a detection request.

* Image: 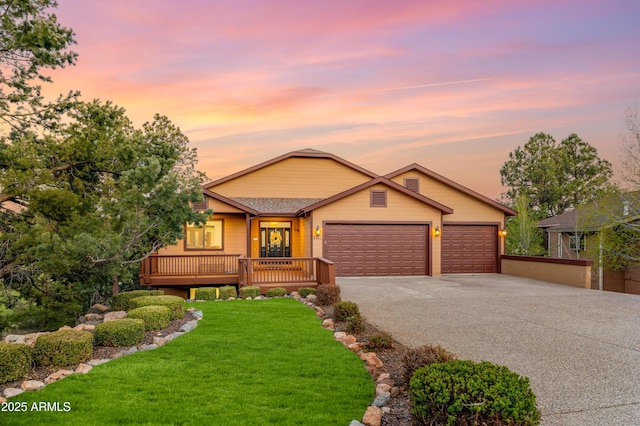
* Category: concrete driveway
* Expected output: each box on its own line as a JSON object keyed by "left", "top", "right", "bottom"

{"left": 337, "top": 274, "right": 640, "bottom": 425}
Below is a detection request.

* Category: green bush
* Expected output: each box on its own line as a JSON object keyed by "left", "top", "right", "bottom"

{"left": 33, "top": 330, "right": 93, "bottom": 367}
{"left": 239, "top": 286, "right": 261, "bottom": 299}
{"left": 218, "top": 285, "right": 237, "bottom": 300}
{"left": 126, "top": 305, "right": 172, "bottom": 331}
{"left": 298, "top": 287, "right": 316, "bottom": 298}
{"left": 94, "top": 318, "right": 145, "bottom": 347}
{"left": 343, "top": 315, "right": 366, "bottom": 333}
{"left": 131, "top": 295, "right": 184, "bottom": 320}
{"left": 0, "top": 342, "right": 32, "bottom": 384}
{"left": 315, "top": 284, "right": 341, "bottom": 306}
{"left": 367, "top": 332, "right": 394, "bottom": 351}
{"left": 194, "top": 287, "right": 218, "bottom": 301}
{"left": 266, "top": 287, "right": 287, "bottom": 298}
{"left": 333, "top": 301, "right": 361, "bottom": 322}
{"left": 401, "top": 345, "right": 457, "bottom": 384}
{"left": 410, "top": 360, "right": 540, "bottom": 426}
{"left": 110, "top": 289, "right": 163, "bottom": 311}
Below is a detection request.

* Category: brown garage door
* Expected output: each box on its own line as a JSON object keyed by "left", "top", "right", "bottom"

{"left": 442, "top": 225, "right": 498, "bottom": 273}
{"left": 324, "top": 223, "right": 428, "bottom": 276}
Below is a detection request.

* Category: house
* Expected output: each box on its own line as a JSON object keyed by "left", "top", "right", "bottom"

{"left": 140, "top": 149, "right": 516, "bottom": 298}
{"left": 537, "top": 194, "right": 640, "bottom": 294}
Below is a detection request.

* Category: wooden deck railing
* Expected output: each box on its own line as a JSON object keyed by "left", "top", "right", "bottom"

{"left": 142, "top": 254, "right": 335, "bottom": 288}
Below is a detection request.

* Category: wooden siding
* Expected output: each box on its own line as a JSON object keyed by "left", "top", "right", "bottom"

{"left": 160, "top": 214, "right": 248, "bottom": 256}
{"left": 209, "top": 157, "right": 372, "bottom": 198}
{"left": 311, "top": 183, "right": 442, "bottom": 275}
{"left": 206, "top": 196, "right": 246, "bottom": 214}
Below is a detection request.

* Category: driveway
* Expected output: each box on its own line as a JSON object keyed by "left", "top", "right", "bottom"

{"left": 337, "top": 274, "right": 640, "bottom": 425}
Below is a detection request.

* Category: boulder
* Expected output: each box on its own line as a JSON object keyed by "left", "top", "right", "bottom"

{"left": 360, "top": 352, "right": 384, "bottom": 369}
{"left": 21, "top": 380, "right": 46, "bottom": 391}
{"left": 153, "top": 336, "right": 169, "bottom": 346}
{"left": 306, "top": 294, "right": 317, "bottom": 303}
{"left": 315, "top": 307, "right": 325, "bottom": 317}
{"left": 58, "top": 325, "right": 73, "bottom": 331}
{"left": 103, "top": 311, "right": 126, "bottom": 322}
{"left": 322, "top": 318, "right": 335, "bottom": 330}
{"left": 372, "top": 392, "right": 390, "bottom": 408}
{"left": 4, "top": 334, "right": 26, "bottom": 344}
{"left": 88, "top": 303, "right": 109, "bottom": 314}
{"left": 87, "top": 359, "right": 111, "bottom": 367}
{"left": 362, "top": 406, "right": 383, "bottom": 426}
{"left": 73, "top": 323, "right": 95, "bottom": 332}
{"left": 334, "top": 331, "right": 347, "bottom": 342}
{"left": 376, "top": 383, "right": 392, "bottom": 395}
{"left": 3, "top": 388, "right": 24, "bottom": 398}
{"left": 45, "top": 370, "right": 74, "bottom": 384}
{"left": 75, "top": 364, "right": 93, "bottom": 374}
{"left": 139, "top": 344, "right": 158, "bottom": 351}
{"left": 84, "top": 313, "right": 103, "bottom": 322}
{"left": 349, "top": 421, "right": 365, "bottom": 426}
{"left": 342, "top": 335, "right": 357, "bottom": 346}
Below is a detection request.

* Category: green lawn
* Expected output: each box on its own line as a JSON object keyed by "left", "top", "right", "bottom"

{"left": 2, "top": 299, "right": 374, "bottom": 425}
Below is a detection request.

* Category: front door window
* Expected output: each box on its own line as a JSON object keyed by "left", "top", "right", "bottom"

{"left": 259, "top": 221, "right": 291, "bottom": 257}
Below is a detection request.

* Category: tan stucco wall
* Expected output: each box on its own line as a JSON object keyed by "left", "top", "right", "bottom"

{"left": 210, "top": 157, "right": 372, "bottom": 198}
{"left": 310, "top": 183, "right": 443, "bottom": 275}
{"left": 501, "top": 257, "right": 592, "bottom": 288}
{"left": 160, "top": 214, "right": 247, "bottom": 256}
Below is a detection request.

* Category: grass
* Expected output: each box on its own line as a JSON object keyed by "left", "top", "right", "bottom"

{"left": 3, "top": 299, "right": 374, "bottom": 425}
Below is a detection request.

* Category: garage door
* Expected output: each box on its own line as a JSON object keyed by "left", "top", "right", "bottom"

{"left": 324, "top": 224, "right": 428, "bottom": 276}
{"left": 442, "top": 225, "right": 498, "bottom": 273}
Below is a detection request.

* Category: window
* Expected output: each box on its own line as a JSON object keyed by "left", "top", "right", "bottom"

{"left": 404, "top": 177, "right": 419, "bottom": 193}
{"left": 569, "top": 234, "right": 585, "bottom": 252}
{"left": 370, "top": 190, "right": 387, "bottom": 207}
{"left": 185, "top": 219, "right": 223, "bottom": 250}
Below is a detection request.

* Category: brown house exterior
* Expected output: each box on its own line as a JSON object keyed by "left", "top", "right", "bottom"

{"left": 141, "top": 149, "right": 515, "bottom": 297}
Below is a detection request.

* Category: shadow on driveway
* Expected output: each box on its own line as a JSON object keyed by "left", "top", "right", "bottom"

{"left": 338, "top": 274, "right": 640, "bottom": 425}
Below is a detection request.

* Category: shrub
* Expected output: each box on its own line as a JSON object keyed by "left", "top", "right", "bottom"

{"left": 266, "top": 287, "right": 287, "bottom": 298}
{"left": 410, "top": 360, "right": 540, "bottom": 426}
{"left": 94, "top": 318, "right": 145, "bottom": 347}
{"left": 239, "top": 286, "right": 261, "bottom": 299}
{"left": 343, "top": 315, "right": 366, "bottom": 333}
{"left": 126, "top": 305, "right": 172, "bottom": 331}
{"left": 33, "top": 330, "right": 93, "bottom": 367}
{"left": 0, "top": 343, "right": 32, "bottom": 384}
{"left": 298, "top": 287, "right": 316, "bottom": 298}
{"left": 400, "top": 344, "right": 457, "bottom": 384}
{"left": 195, "top": 287, "right": 218, "bottom": 301}
{"left": 110, "top": 289, "right": 163, "bottom": 311}
{"left": 367, "top": 332, "right": 394, "bottom": 351}
{"left": 218, "top": 285, "right": 237, "bottom": 300}
{"left": 131, "top": 295, "right": 184, "bottom": 320}
{"left": 333, "top": 301, "right": 361, "bottom": 322}
{"left": 315, "top": 284, "right": 341, "bottom": 306}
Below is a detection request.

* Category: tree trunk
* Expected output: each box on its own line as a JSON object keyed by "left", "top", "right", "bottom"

{"left": 112, "top": 277, "right": 120, "bottom": 295}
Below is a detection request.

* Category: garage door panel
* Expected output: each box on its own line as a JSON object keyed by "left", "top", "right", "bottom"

{"left": 325, "top": 224, "right": 428, "bottom": 276}
{"left": 442, "top": 225, "right": 497, "bottom": 274}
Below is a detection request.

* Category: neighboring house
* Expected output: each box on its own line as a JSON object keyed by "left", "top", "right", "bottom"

{"left": 538, "top": 195, "right": 640, "bottom": 294}
{"left": 140, "top": 149, "right": 516, "bottom": 297}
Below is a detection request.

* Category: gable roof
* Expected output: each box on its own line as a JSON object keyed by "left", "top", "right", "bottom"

{"left": 203, "top": 148, "right": 378, "bottom": 189}
{"left": 202, "top": 189, "right": 259, "bottom": 215}
{"left": 297, "top": 177, "right": 454, "bottom": 215}
{"left": 385, "top": 163, "right": 516, "bottom": 216}
{"left": 229, "top": 197, "right": 324, "bottom": 216}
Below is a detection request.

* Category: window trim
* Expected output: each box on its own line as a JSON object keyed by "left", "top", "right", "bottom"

{"left": 370, "top": 190, "right": 387, "bottom": 207}
{"left": 569, "top": 234, "right": 586, "bottom": 252}
{"left": 184, "top": 218, "right": 224, "bottom": 251}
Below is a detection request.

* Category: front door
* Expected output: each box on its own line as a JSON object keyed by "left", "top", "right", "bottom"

{"left": 259, "top": 222, "right": 291, "bottom": 258}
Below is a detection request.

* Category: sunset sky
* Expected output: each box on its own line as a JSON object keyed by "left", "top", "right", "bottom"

{"left": 45, "top": 0, "right": 640, "bottom": 200}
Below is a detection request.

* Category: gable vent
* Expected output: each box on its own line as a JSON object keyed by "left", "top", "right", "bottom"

{"left": 370, "top": 190, "right": 387, "bottom": 207}
{"left": 192, "top": 199, "right": 207, "bottom": 212}
{"left": 404, "top": 178, "right": 419, "bottom": 193}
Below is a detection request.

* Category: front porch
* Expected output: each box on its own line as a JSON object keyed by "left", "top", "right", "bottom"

{"left": 139, "top": 254, "right": 335, "bottom": 295}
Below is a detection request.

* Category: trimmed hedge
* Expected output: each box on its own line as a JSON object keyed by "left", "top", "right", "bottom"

{"left": 410, "top": 360, "right": 540, "bottom": 426}
{"left": 33, "top": 330, "right": 93, "bottom": 367}
{"left": 131, "top": 295, "right": 184, "bottom": 320}
{"left": 194, "top": 287, "right": 218, "bottom": 301}
{"left": 298, "top": 287, "right": 316, "bottom": 298}
{"left": 218, "top": 285, "right": 237, "bottom": 300}
{"left": 110, "top": 289, "right": 163, "bottom": 311}
{"left": 126, "top": 305, "right": 172, "bottom": 331}
{"left": 333, "top": 301, "right": 360, "bottom": 322}
{"left": 239, "top": 286, "right": 261, "bottom": 299}
{"left": 265, "top": 287, "right": 287, "bottom": 298}
{"left": 94, "top": 318, "right": 145, "bottom": 347}
{"left": 0, "top": 342, "right": 32, "bottom": 384}
{"left": 315, "top": 284, "right": 341, "bottom": 306}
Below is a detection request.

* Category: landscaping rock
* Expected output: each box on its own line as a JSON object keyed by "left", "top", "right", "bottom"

{"left": 45, "top": 370, "right": 74, "bottom": 384}
{"left": 73, "top": 323, "right": 95, "bottom": 332}
{"left": 180, "top": 321, "right": 197, "bottom": 332}
{"left": 87, "top": 359, "right": 111, "bottom": 366}
{"left": 381, "top": 407, "right": 391, "bottom": 414}
{"left": 153, "top": 336, "right": 169, "bottom": 346}
{"left": 3, "top": 388, "right": 24, "bottom": 398}
{"left": 21, "top": 380, "right": 46, "bottom": 391}
{"left": 58, "top": 325, "right": 73, "bottom": 331}
{"left": 0, "top": 396, "right": 5, "bottom": 403}
{"left": 376, "top": 383, "right": 392, "bottom": 395}
{"left": 290, "top": 291, "right": 300, "bottom": 298}
{"left": 342, "top": 334, "right": 357, "bottom": 346}
{"left": 84, "top": 313, "right": 103, "bottom": 322}
{"left": 139, "top": 344, "right": 158, "bottom": 351}
{"left": 347, "top": 342, "right": 364, "bottom": 352}
{"left": 390, "top": 387, "right": 400, "bottom": 398}
{"left": 360, "top": 352, "right": 384, "bottom": 369}
{"left": 123, "top": 347, "right": 138, "bottom": 356}
{"left": 334, "top": 331, "right": 347, "bottom": 342}
{"left": 372, "top": 392, "right": 390, "bottom": 407}
{"left": 322, "top": 318, "right": 335, "bottom": 330}
{"left": 306, "top": 294, "right": 317, "bottom": 303}
{"left": 88, "top": 303, "right": 109, "bottom": 314}
{"left": 192, "top": 310, "right": 203, "bottom": 320}
{"left": 4, "top": 334, "right": 26, "bottom": 344}
{"left": 24, "top": 332, "right": 48, "bottom": 347}
{"left": 315, "top": 306, "right": 325, "bottom": 317}
{"left": 103, "top": 311, "right": 126, "bottom": 322}
{"left": 75, "top": 364, "right": 93, "bottom": 374}
{"left": 349, "top": 421, "right": 365, "bottom": 426}
{"left": 362, "top": 406, "right": 383, "bottom": 426}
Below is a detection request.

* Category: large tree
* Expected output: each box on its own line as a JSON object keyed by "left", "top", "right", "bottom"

{"left": 500, "top": 132, "right": 613, "bottom": 218}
